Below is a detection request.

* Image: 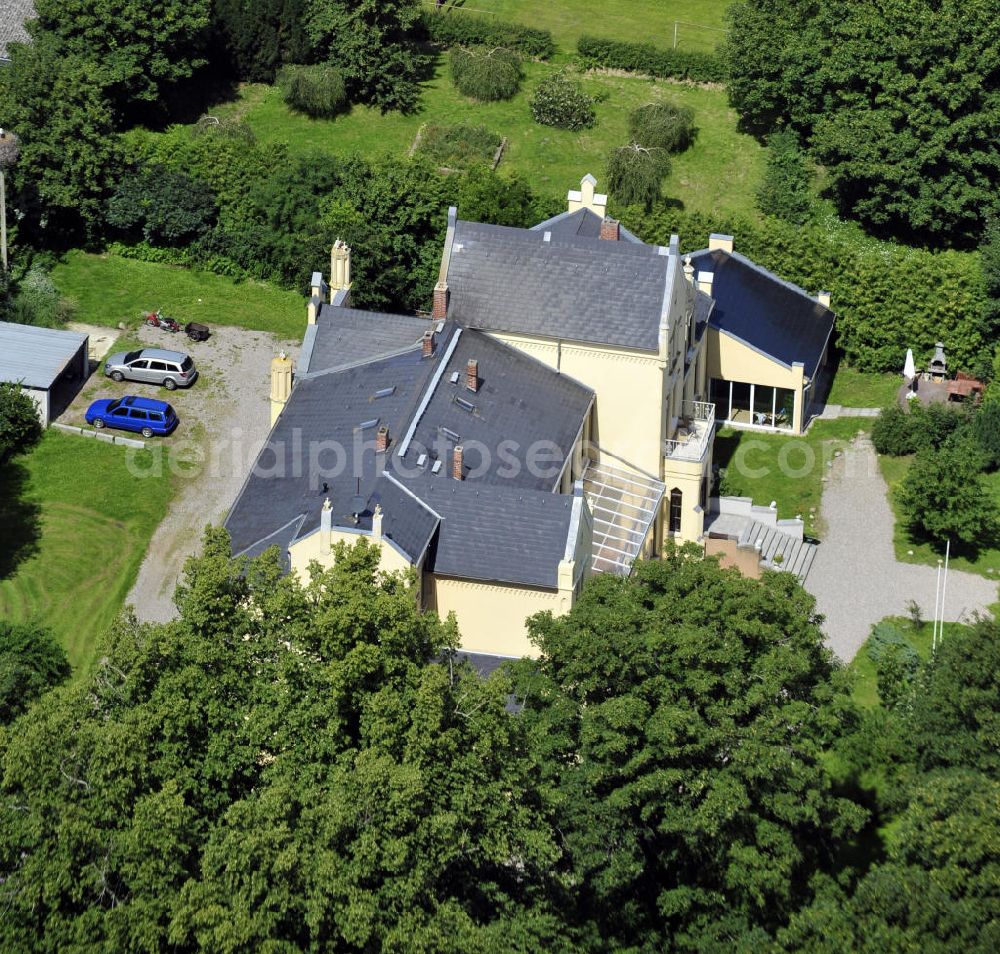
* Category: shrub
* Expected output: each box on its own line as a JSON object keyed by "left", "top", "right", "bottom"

{"left": 107, "top": 164, "right": 217, "bottom": 246}
{"left": 0, "top": 620, "right": 70, "bottom": 724}
{"left": 421, "top": 10, "right": 555, "bottom": 58}
{"left": 867, "top": 620, "right": 920, "bottom": 709}
{"left": 756, "top": 129, "right": 814, "bottom": 225}
{"left": 416, "top": 123, "right": 501, "bottom": 168}
{"left": 628, "top": 102, "right": 695, "bottom": 153}
{"left": 276, "top": 63, "right": 348, "bottom": 118}
{"left": 577, "top": 35, "right": 727, "bottom": 85}
{"left": 0, "top": 382, "right": 43, "bottom": 462}
{"left": 8, "top": 268, "right": 75, "bottom": 327}
{"left": 449, "top": 46, "right": 521, "bottom": 102}
{"left": 872, "top": 402, "right": 969, "bottom": 456}
{"left": 606, "top": 144, "right": 669, "bottom": 209}
{"left": 530, "top": 72, "right": 595, "bottom": 130}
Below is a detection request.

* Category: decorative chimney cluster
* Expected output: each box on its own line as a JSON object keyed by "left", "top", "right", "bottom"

{"left": 422, "top": 329, "right": 435, "bottom": 358}
{"left": 466, "top": 358, "right": 479, "bottom": 393}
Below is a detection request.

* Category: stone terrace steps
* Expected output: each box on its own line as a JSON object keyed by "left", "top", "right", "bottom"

{"left": 737, "top": 520, "right": 818, "bottom": 582}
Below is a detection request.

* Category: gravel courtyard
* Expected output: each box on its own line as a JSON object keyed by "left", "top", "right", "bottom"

{"left": 59, "top": 322, "right": 300, "bottom": 622}
{"left": 805, "top": 434, "right": 997, "bottom": 660}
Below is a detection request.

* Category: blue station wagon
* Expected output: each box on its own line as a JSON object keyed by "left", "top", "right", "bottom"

{"left": 85, "top": 396, "right": 178, "bottom": 438}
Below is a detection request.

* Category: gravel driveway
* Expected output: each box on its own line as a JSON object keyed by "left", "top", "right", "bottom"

{"left": 59, "top": 323, "right": 300, "bottom": 622}
{"left": 805, "top": 434, "right": 997, "bottom": 660}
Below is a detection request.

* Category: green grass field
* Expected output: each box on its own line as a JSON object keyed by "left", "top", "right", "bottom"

{"left": 879, "top": 454, "right": 1000, "bottom": 579}
{"left": 52, "top": 251, "right": 304, "bottom": 340}
{"left": 825, "top": 367, "right": 901, "bottom": 409}
{"left": 209, "top": 57, "right": 764, "bottom": 221}
{"left": 0, "top": 432, "right": 173, "bottom": 675}
{"left": 432, "top": 0, "right": 729, "bottom": 53}
{"left": 713, "top": 418, "right": 868, "bottom": 537}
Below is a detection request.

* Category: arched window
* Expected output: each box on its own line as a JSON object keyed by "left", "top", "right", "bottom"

{"left": 669, "top": 488, "right": 682, "bottom": 534}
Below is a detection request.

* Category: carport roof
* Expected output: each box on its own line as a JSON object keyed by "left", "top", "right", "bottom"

{"left": 0, "top": 321, "right": 88, "bottom": 390}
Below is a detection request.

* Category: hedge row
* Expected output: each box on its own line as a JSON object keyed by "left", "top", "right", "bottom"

{"left": 577, "top": 35, "right": 727, "bottom": 85}
{"left": 625, "top": 207, "right": 991, "bottom": 375}
{"left": 421, "top": 11, "right": 555, "bottom": 59}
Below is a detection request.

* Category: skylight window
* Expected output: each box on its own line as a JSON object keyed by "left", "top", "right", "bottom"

{"left": 455, "top": 397, "right": 475, "bottom": 413}
{"left": 438, "top": 426, "right": 460, "bottom": 442}
{"left": 373, "top": 386, "right": 395, "bottom": 399}
{"left": 449, "top": 371, "right": 460, "bottom": 385}
{"left": 355, "top": 418, "right": 379, "bottom": 431}
{"left": 431, "top": 459, "right": 442, "bottom": 474}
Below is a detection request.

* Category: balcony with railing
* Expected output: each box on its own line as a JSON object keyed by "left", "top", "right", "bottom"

{"left": 664, "top": 400, "right": 715, "bottom": 462}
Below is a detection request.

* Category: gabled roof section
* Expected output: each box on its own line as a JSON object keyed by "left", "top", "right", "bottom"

{"left": 530, "top": 207, "right": 643, "bottom": 244}
{"left": 691, "top": 248, "right": 834, "bottom": 380}
{"left": 402, "top": 327, "right": 593, "bottom": 492}
{"left": 303, "top": 305, "right": 430, "bottom": 375}
{"left": 406, "top": 475, "right": 576, "bottom": 588}
{"left": 224, "top": 346, "right": 438, "bottom": 557}
{"left": 0, "top": 0, "right": 33, "bottom": 61}
{"left": 446, "top": 219, "right": 670, "bottom": 351}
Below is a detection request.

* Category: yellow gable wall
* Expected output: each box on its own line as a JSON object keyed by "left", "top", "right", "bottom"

{"left": 490, "top": 331, "right": 666, "bottom": 474}
{"left": 705, "top": 329, "right": 807, "bottom": 432}
{"left": 426, "top": 575, "right": 563, "bottom": 658}
{"left": 288, "top": 526, "right": 416, "bottom": 581}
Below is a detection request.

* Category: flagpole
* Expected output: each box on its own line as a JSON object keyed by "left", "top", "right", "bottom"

{"left": 939, "top": 539, "right": 950, "bottom": 651}
{"left": 933, "top": 558, "right": 942, "bottom": 652}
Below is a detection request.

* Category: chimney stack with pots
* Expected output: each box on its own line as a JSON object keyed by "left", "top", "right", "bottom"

{"left": 422, "top": 329, "right": 435, "bottom": 358}
{"left": 708, "top": 232, "right": 734, "bottom": 254}
{"left": 600, "top": 217, "right": 620, "bottom": 241}
{"left": 466, "top": 358, "right": 479, "bottom": 393}
{"left": 376, "top": 425, "right": 389, "bottom": 453}
{"left": 452, "top": 445, "right": 464, "bottom": 481}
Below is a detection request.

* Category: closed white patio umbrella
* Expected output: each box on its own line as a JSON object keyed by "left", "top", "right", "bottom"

{"left": 903, "top": 348, "right": 916, "bottom": 381}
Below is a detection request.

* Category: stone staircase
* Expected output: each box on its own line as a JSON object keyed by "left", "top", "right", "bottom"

{"left": 736, "top": 519, "right": 817, "bottom": 582}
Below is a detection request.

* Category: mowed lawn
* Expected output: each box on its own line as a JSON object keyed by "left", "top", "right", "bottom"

{"left": 52, "top": 251, "right": 304, "bottom": 339}
{"left": 824, "top": 366, "right": 902, "bottom": 409}
{"left": 879, "top": 454, "right": 1000, "bottom": 579}
{"left": 0, "top": 431, "right": 172, "bottom": 675}
{"left": 442, "top": 0, "right": 729, "bottom": 53}
{"left": 713, "top": 418, "right": 868, "bottom": 537}
{"left": 211, "top": 59, "right": 764, "bottom": 220}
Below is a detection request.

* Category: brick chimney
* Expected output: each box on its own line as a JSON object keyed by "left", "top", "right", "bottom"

{"left": 432, "top": 281, "right": 449, "bottom": 320}
{"left": 452, "top": 444, "right": 464, "bottom": 480}
{"left": 422, "top": 330, "right": 435, "bottom": 358}
{"left": 466, "top": 358, "right": 478, "bottom": 393}
{"left": 375, "top": 425, "right": 389, "bottom": 453}
{"left": 600, "top": 217, "right": 620, "bottom": 241}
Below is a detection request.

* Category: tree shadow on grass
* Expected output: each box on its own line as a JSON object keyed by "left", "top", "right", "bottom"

{"left": 0, "top": 459, "right": 42, "bottom": 580}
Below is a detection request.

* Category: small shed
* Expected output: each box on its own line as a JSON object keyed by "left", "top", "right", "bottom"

{"left": 0, "top": 321, "right": 89, "bottom": 425}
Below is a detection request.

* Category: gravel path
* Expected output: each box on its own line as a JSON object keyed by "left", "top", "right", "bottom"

{"left": 805, "top": 434, "right": 997, "bottom": 660}
{"left": 60, "top": 323, "right": 299, "bottom": 622}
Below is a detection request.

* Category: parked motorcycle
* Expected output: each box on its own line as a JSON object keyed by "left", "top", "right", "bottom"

{"left": 143, "top": 309, "right": 181, "bottom": 333}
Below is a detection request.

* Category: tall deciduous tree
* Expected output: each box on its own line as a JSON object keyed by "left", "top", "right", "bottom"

{"left": 0, "top": 620, "right": 70, "bottom": 723}
{"left": 210, "top": 0, "right": 313, "bottom": 82}
{"left": 305, "top": 0, "right": 423, "bottom": 112}
{"left": 513, "top": 546, "right": 866, "bottom": 949}
{"left": 897, "top": 437, "right": 999, "bottom": 551}
{"left": 0, "top": 531, "right": 563, "bottom": 950}
{"left": 726, "top": 0, "right": 1000, "bottom": 246}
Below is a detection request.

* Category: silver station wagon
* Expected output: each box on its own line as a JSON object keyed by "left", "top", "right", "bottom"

{"left": 104, "top": 347, "right": 198, "bottom": 390}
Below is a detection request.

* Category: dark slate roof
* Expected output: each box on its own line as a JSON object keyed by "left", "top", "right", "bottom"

{"left": 226, "top": 320, "right": 589, "bottom": 589}
{"left": 224, "top": 345, "right": 438, "bottom": 557}
{"left": 530, "top": 207, "right": 643, "bottom": 244}
{"left": 0, "top": 0, "right": 34, "bottom": 60}
{"left": 446, "top": 219, "right": 670, "bottom": 351}
{"left": 406, "top": 475, "right": 575, "bottom": 588}
{"left": 403, "top": 327, "right": 593, "bottom": 492}
{"left": 304, "top": 306, "right": 430, "bottom": 375}
{"left": 450, "top": 651, "right": 520, "bottom": 678}
{"left": 690, "top": 249, "right": 834, "bottom": 380}
{"left": 368, "top": 472, "right": 440, "bottom": 564}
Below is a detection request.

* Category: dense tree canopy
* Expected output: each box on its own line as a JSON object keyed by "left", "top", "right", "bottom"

{"left": 210, "top": 0, "right": 313, "bottom": 82}
{"left": 305, "top": 0, "right": 424, "bottom": 112}
{"left": 512, "top": 547, "right": 865, "bottom": 949}
{"left": 725, "top": 0, "right": 1000, "bottom": 246}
